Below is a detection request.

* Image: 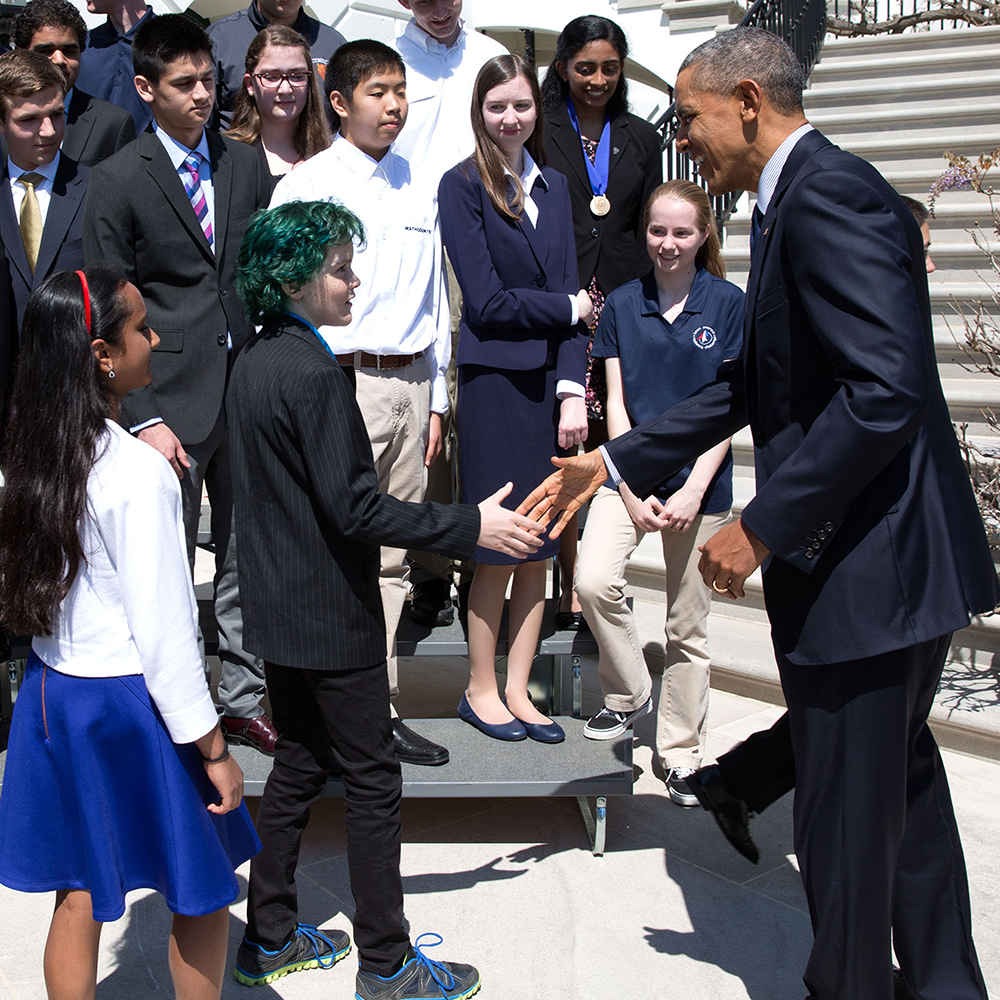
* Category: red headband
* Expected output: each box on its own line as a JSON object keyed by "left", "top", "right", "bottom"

{"left": 76, "top": 270, "right": 91, "bottom": 336}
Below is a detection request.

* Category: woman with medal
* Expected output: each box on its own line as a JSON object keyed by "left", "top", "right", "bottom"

{"left": 439, "top": 54, "right": 591, "bottom": 744}
{"left": 542, "top": 15, "right": 662, "bottom": 630}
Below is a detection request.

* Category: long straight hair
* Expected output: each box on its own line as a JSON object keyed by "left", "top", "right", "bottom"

{"left": 468, "top": 54, "right": 547, "bottom": 223}
{"left": 226, "top": 25, "right": 331, "bottom": 162}
{"left": 645, "top": 180, "right": 726, "bottom": 279}
{"left": 0, "top": 269, "right": 130, "bottom": 636}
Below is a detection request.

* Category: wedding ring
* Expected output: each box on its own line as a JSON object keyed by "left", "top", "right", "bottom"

{"left": 711, "top": 580, "right": 731, "bottom": 594}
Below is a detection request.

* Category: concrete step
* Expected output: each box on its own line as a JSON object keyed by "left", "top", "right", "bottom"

{"left": 804, "top": 74, "right": 1000, "bottom": 112}
{"left": 814, "top": 25, "right": 1000, "bottom": 62}
{"left": 808, "top": 44, "right": 1000, "bottom": 85}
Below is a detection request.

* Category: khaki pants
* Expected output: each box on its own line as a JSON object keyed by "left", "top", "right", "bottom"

{"left": 576, "top": 486, "right": 730, "bottom": 770}
{"left": 353, "top": 354, "right": 431, "bottom": 700}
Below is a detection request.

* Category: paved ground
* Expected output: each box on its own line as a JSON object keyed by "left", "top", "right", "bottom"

{"left": 1, "top": 646, "right": 997, "bottom": 1000}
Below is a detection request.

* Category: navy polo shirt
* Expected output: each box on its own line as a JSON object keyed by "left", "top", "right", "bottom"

{"left": 77, "top": 8, "right": 156, "bottom": 135}
{"left": 593, "top": 267, "right": 745, "bottom": 512}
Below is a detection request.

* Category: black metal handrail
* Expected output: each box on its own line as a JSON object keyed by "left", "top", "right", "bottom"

{"left": 653, "top": 0, "right": 828, "bottom": 236}
{"left": 828, "top": 0, "right": 991, "bottom": 34}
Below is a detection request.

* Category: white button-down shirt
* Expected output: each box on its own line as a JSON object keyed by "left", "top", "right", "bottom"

{"left": 270, "top": 134, "right": 451, "bottom": 413}
{"left": 8, "top": 151, "right": 60, "bottom": 229}
{"left": 391, "top": 17, "right": 508, "bottom": 189}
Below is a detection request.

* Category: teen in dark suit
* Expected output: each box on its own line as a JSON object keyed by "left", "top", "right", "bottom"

{"left": 522, "top": 28, "right": 996, "bottom": 1000}
{"left": 439, "top": 55, "right": 590, "bottom": 744}
{"left": 84, "top": 15, "right": 275, "bottom": 752}
{"left": 229, "top": 199, "right": 539, "bottom": 999}
{"left": 541, "top": 15, "right": 661, "bottom": 628}
{"left": 0, "top": 51, "right": 86, "bottom": 327}
{"left": 12, "top": 0, "right": 135, "bottom": 167}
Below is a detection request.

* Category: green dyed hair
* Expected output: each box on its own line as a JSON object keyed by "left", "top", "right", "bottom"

{"left": 237, "top": 200, "right": 366, "bottom": 322}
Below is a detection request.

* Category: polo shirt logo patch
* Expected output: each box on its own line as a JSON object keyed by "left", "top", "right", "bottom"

{"left": 693, "top": 326, "right": 717, "bottom": 350}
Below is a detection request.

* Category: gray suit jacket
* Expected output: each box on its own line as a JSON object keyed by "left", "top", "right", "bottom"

{"left": 62, "top": 88, "right": 136, "bottom": 167}
{"left": 84, "top": 128, "right": 271, "bottom": 445}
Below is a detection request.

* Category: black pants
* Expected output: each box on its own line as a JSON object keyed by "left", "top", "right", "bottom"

{"left": 245, "top": 661, "right": 409, "bottom": 977}
{"left": 716, "top": 711, "right": 795, "bottom": 814}
{"left": 777, "top": 634, "right": 986, "bottom": 1000}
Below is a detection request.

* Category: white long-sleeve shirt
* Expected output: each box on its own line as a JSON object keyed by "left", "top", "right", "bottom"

{"left": 270, "top": 134, "right": 451, "bottom": 414}
{"left": 33, "top": 421, "right": 216, "bottom": 746}
{"left": 391, "top": 17, "right": 508, "bottom": 188}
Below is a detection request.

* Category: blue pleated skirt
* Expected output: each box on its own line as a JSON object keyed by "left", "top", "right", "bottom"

{"left": 0, "top": 653, "right": 261, "bottom": 921}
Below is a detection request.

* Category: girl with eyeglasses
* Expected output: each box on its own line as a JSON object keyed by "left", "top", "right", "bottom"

{"left": 227, "top": 25, "right": 331, "bottom": 187}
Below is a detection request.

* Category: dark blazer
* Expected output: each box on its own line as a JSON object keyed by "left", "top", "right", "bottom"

{"left": 438, "top": 160, "right": 589, "bottom": 380}
{"left": 607, "top": 129, "right": 999, "bottom": 665}
{"left": 62, "top": 88, "right": 136, "bottom": 167}
{"left": 544, "top": 104, "right": 662, "bottom": 294}
{"left": 84, "top": 128, "right": 271, "bottom": 445}
{"left": 229, "top": 314, "right": 480, "bottom": 670}
{"left": 0, "top": 250, "right": 16, "bottom": 426}
{"left": 0, "top": 153, "right": 88, "bottom": 329}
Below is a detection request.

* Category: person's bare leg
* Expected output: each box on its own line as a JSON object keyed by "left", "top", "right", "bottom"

{"left": 557, "top": 513, "right": 581, "bottom": 615}
{"left": 504, "top": 560, "right": 550, "bottom": 726}
{"left": 466, "top": 563, "right": 517, "bottom": 724}
{"left": 169, "top": 908, "right": 229, "bottom": 1000}
{"left": 44, "top": 890, "right": 102, "bottom": 1000}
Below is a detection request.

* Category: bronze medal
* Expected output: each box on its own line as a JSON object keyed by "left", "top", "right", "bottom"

{"left": 590, "top": 194, "right": 611, "bottom": 217}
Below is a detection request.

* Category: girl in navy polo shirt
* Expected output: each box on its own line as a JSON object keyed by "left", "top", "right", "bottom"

{"left": 575, "top": 180, "right": 745, "bottom": 805}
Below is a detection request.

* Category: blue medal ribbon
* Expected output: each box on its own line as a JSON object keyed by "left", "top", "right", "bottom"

{"left": 566, "top": 97, "right": 611, "bottom": 198}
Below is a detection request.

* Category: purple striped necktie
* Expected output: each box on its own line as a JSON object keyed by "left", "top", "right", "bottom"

{"left": 182, "top": 151, "right": 214, "bottom": 252}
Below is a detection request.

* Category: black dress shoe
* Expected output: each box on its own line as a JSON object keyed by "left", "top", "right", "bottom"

{"left": 686, "top": 765, "right": 760, "bottom": 865}
{"left": 409, "top": 580, "right": 455, "bottom": 628}
{"left": 392, "top": 719, "right": 449, "bottom": 766}
{"left": 554, "top": 610, "right": 589, "bottom": 632}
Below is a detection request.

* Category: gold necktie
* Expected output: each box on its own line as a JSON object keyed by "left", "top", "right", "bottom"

{"left": 18, "top": 172, "right": 44, "bottom": 274}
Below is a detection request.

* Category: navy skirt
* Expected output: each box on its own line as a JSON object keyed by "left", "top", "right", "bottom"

{"left": 457, "top": 363, "right": 566, "bottom": 566}
{"left": 0, "top": 653, "right": 261, "bottom": 921}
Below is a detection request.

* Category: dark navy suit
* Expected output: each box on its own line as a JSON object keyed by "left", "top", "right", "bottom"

{"left": 607, "top": 130, "right": 996, "bottom": 1000}
{"left": 439, "top": 159, "right": 588, "bottom": 562}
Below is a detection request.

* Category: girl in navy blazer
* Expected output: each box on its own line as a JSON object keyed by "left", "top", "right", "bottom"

{"left": 439, "top": 54, "right": 591, "bottom": 744}
{"left": 542, "top": 15, "right": 663, "bottom": 628}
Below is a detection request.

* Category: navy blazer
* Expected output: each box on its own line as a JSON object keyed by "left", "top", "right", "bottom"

{"left": 0, "top": 153, "right": 88, "bottom": 330}
{"left": 84, "top": 129, "right": 271, "bottom": 445}
{"left": 544, "top": 103, "right": 662, "bottom": 294}
{"left": 607, "top": 130, "right": 999, "bottom": 665}
{"left": 229, "top": 314, "right": 480, "bottom": 670}
{"left": 438, "top": 160, "right": 589, "bottom": 383}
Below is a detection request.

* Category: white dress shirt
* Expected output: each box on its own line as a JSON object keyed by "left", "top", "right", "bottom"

{"left": 270, "top": 134, "right": 451, "bottom": 413}
{"left": 391, "top": 17, "right": 508, "bottom": 188}
{"left": 8, "top": 151, "right": 61, "bottom": 229}
{"left": 33, "top": 421, "right": 217, "bottom": 746}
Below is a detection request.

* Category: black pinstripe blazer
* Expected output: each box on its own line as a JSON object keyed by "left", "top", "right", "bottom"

{"left": 228, "top": 314, "right": 480, "bottom": 670}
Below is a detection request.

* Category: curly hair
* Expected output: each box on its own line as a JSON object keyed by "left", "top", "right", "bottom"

{"left": 237, "top": 200, "right": 366, "bottom": 321}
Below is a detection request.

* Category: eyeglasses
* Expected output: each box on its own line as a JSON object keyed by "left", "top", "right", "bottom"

{"left": 253, "top": 70, "right": 311, "bottom": 89}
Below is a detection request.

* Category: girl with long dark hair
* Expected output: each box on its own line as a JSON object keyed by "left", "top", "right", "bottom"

{"left": 226, "top": 25, "right": 331, "bottom": 186}
{"left": 0, "top": 269, "right": 259, "bottom": 1000}
{"left": 541, "top": 14, "right": 663, "bottom": 629}
{"left": 439, "top": 54, "right": 591, "bottom": 744}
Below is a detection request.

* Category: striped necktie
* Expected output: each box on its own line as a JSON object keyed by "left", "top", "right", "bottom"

{"left": 182, "top": 152, "right": 214, "bottom": 252}
{"left": 18, "top": 172, "right": 44, "bottom": 274}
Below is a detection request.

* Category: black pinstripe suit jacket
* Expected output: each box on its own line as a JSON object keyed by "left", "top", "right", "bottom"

{"left": 228, "top": 313, "right": 480, "bottom": 671}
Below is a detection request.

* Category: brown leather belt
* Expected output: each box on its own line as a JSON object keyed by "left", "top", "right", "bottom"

{"left": 335, "top": 350, "right": 424, "bottom": 370}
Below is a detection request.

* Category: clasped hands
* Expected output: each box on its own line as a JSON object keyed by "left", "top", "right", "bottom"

{"left": 515, "top": 452, "right": 770, "bottom": 600}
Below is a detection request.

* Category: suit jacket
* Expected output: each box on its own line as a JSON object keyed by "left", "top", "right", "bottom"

{"left": 0, "top": 154, "right": 88, "bottom": 329}
{"left": 228, "top": 314, "right": 480, "bottom": 670}
{"left": 607, "top": 129, "right": 999, "bottom": 665}
{"left": 544, "top": 104, "right": 662, "bottom": 294}
{"left": 62, "top": 88, "right": 136, "bottom": 167}
{"left": 0, "top": 250, "right": 16, "bottom": 426}
{"left": 84, "top": 128, "right": 271, "bottom": 445}
{"left": 438, "top": 160, "right": 588, "bottom": 381}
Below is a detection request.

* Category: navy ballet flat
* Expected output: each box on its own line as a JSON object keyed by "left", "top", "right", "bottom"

{"left": 501, "top": 697, "right": 566, "bottom": 743}
{"left": 457, "top": 693, "right": 527, "bottom": 741}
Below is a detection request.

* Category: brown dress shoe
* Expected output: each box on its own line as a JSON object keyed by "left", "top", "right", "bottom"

{"left": 222, "top": 713, "right": 278, "bottom": 756}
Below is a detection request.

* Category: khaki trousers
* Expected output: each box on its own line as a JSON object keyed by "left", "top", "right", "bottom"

{"left": 576, "top": 486, "right": 730, "bottom": 770}
{"left": 353, "top": 354, "right": 431, "bottom": 700}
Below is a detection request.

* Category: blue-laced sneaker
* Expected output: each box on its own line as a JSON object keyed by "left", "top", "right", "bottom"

{"left": 355, "top": 933, "right": 480, "bottom": 1000}
{"left": 234, "top": 923, "right": 351, "bottom": 986}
